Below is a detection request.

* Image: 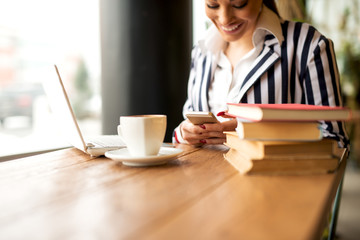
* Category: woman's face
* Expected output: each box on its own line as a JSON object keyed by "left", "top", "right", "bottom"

{"left": 205, "top": 0, "right": 263, "bottom": 43}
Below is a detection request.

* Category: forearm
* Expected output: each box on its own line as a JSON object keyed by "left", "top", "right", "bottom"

{"left": 305, "top": 37, "right": 349, "bottom": 147}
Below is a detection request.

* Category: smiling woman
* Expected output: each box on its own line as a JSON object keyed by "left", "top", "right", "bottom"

{"left": 173, "top": 0, "right": 349, "bottom": 149}
{"left": 0, "top": 0, "right": 101, "bottom": 159}
{"left": 205, "top": 0, "right": 263, "bottom": 65}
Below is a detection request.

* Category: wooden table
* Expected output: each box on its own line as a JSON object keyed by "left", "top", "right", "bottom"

{"left": 0, "top": 144, "right": 346, "bottom": 240}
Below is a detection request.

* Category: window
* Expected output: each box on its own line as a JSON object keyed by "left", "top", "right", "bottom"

{"left": 193, "top": 1, "right": 209, "bottom": 44}
{"left": 0, "top": 0, "right": 101, "bottom": 159}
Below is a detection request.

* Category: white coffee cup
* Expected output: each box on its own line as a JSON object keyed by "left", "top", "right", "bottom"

{"left": 117, "top": 115, "right": 167, "bottom": 157}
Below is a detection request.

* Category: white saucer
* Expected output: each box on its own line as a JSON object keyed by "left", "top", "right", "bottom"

{"left": 105, "top": 147, "right": 184, "bottom": 167}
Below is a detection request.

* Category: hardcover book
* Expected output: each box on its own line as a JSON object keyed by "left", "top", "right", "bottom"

{"left": 226, "top": 103, "right": 352, "bottom": 122}
{"left": 223, "top": 147, "right": 339, "bottom": 175}
{"left": 235, "top": 120, "right": 322, "bottom": 141}
{"left": 225, "top": 131, "right": 335, "bottom": 159}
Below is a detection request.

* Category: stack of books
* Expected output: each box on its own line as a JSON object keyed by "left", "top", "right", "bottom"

{"left": 223, "top": 103, "right": 351, "bottom": 175}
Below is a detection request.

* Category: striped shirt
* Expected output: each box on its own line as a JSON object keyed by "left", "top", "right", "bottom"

{"left": 174, "top": 6, "right": 349, "bottom": 147}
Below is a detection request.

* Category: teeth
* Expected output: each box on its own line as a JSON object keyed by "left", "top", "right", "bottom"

{"left": 221, "top": 24, "right": 240, "bottom": 31}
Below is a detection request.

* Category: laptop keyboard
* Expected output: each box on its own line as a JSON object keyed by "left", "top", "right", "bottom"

{"left": 87, "top": 135, "right": 125, "bottom": 147}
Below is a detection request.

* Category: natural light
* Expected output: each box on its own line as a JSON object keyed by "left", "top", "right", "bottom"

{"left": 0, "top": 0, "right": 101, "bottom": 158}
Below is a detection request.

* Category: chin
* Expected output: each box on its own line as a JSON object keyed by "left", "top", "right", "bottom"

{"left": 220, "top": 34, "right": 243, "bottom": 43}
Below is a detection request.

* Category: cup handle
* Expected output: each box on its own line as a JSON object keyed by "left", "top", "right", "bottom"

{"left": 117, "top": 125, "right": 126, "bottom": 143}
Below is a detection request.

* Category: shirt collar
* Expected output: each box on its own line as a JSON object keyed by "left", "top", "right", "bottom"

{"left": 198, "top": 25, "right": 226, "bottom": 55}
{"left": 198, "top": 5, "right": 284, "bottom": 55}
{"left": 252, "top": 4, "right": 284, "bottom": 47}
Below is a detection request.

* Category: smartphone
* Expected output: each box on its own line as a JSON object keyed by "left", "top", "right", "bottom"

{"left": 186, "top": 111, "right": 218, "bottom": 125}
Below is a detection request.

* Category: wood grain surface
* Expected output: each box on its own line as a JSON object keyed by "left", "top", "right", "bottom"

{"left": 0, "top": 144, "right": 346, "bottom": 240}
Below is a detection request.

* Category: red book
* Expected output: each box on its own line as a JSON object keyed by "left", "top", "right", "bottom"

{"left": 226, "top": 103, "right": 352, "bottom": 122}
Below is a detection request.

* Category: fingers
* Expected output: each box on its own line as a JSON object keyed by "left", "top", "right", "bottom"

{"left": 217, "top": 110, "right": 234, "bottom": 119}
{"left": 179, "top": 110, "right": 237, "bottom": 146}
{"left": 180, "top": 120, "right": 207, "bottom": 145}
{"left": 221, "top": 119, "right": 238, "bottom": 131}
{"left": 180, "top": 120, "right": 231, "bottom": 145}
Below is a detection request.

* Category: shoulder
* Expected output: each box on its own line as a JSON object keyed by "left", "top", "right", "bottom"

{"left": 280, "top": 20, "right": 333, "bottom": 52}
{"left": 190, "top": 43, "right": 218, "bottom": 64}
{"left": 190, "top": 45, "right": 205, "bottom": 65}
{"left": 281, "top": 20, "right": 323, "bottom": 41}
{"left": 281, "top": 20, "right": 334, "bottom": 41}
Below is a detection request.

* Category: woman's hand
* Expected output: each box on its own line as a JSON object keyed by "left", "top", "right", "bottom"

{"left": 180, "top": 118, "right": 237, "bottom": 145}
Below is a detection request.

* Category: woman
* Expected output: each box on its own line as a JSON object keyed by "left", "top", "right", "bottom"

{"left": 173, "top": 0, "right": 348, "bottom": 147}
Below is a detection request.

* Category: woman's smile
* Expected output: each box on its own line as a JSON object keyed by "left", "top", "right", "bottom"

{"left": 205, "top": 0, "right": 262, "bottom": 43}
{"left": 220, "top": 22, "right": 244, "bottom": 34}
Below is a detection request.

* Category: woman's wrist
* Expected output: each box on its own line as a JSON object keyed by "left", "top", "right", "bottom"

{"left": 173, "top": 121, "right": 187, "bottom": 144}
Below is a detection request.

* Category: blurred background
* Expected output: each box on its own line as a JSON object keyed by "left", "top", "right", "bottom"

{"left": 0, "top": 0, "right": 359, "bottom": 164}
{"left": 0, "top": 0, "right": 101, "bottom": 157}
{"left": 0, "top": 0, "right": 359, "bottom": 239}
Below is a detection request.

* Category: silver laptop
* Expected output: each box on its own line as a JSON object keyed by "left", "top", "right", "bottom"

{"left": 43, "top": 65, "right": 125, "bottom": 156}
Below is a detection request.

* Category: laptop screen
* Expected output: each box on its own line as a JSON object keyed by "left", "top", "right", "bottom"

{"left": 42, "top": 65, "right": 87, "bottom": 152}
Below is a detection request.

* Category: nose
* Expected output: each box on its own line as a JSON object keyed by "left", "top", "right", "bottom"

{"left": 218, "top": 7, "right": 234, "bottom": 26}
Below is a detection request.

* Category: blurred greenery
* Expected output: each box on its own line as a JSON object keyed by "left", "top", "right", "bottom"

{"left": 336, "top": 1, "right": 360, "bottom": 166}
{"left": 336, "top": 1, "right": 360, "bottom": 110}
{"left": 73, "top": 59, "right": 93, "bottom": 119}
